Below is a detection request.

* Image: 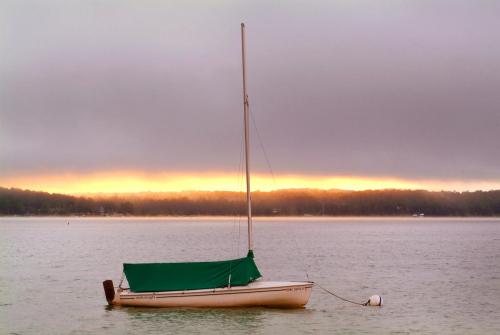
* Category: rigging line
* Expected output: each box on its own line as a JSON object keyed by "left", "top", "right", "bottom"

{"left": 231, "top": 125, "right": 245, "bottom": 259}
{"left": 249, "top": 106, "right": 277, "bottom": 185}
{"left": 236, "top": 125, "right": 245, "bottom": 255}
{"left": 245, "top": 104, "right": 371, "bottom": 309}
{"left": 237, "top": 122, "right": 246, "bottom": 255}
{"left": 248, "top": 105, "right": 310, "bottom": 281}
{"left": 238, "top": 128, "right": 246, "bottom": 256}
{"left": 248, "top": 105, "right": 311, "bottom": 283}
{"left": 315, "top": 283, "right": 369, "bottom": 306}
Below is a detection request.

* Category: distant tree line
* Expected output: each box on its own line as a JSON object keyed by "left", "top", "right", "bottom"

{"left": 1, "top": 187, "right": 500, "bottom": 216}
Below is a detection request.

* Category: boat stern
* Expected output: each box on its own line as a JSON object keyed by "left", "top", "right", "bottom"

{"left": 102, "top": 280, "right": 120, "bottom": 305}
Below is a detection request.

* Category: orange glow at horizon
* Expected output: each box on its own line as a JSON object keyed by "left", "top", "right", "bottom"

{"left": 1, "top": 171, "right": 500, "bottom": 194}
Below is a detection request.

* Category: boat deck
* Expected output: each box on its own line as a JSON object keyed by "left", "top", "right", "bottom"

{"left": 119, "top": 280, "right": 314, "bottom": 297}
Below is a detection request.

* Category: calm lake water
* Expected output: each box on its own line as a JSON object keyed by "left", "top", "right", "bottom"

{"left": 1, "top": 217, "right": 499, "bottom": 334}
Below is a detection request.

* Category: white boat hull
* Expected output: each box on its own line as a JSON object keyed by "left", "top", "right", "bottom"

{"left": 109, "top": 281, "right": 313, "bottom": 308}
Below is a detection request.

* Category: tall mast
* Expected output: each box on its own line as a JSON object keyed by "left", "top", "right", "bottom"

{"left": 241, "top": 23, "right": 253, "bottom": 252}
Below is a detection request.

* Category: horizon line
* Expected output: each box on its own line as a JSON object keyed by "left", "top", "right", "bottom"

{"left": 3, "top": 185, "right": 500, "bottom": 198}
{"left": 2, "top": 170, "right": 500, "bottom": 195}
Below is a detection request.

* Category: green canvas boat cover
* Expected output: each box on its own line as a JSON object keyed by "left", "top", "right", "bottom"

{"left": 123, "top": 251, "right": 261, "bottom": 292}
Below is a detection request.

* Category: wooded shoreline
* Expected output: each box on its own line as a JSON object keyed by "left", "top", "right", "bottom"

{"left": 2, "top": 187, "right": 500, "bottom": 217}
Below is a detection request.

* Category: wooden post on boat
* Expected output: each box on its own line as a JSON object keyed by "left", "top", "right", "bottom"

{"left": 241, "top": 22, "right": 253, "bottom": 253}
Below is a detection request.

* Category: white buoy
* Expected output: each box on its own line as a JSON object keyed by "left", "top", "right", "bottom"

{"left": 367, "top": 295, "right": 383, "bottom": 306}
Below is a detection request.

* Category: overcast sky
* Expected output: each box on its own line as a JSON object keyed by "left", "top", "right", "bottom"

{"left": 1, "top": 0, "right": 499, "bottom": 182}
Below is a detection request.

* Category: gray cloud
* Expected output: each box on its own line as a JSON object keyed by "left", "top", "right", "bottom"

{"left": 1, "top": 0, "right": 499, "bottom": 180}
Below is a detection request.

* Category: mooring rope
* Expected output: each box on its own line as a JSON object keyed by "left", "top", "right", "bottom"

{"left": 315, "top": 282, "right": 369, "bottom": 306}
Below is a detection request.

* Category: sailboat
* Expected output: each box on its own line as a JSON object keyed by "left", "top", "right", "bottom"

{"left": 102, "top": 23, "right": 313, "bottom": 308}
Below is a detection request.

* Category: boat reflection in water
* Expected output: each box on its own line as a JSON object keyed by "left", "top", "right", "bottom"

{"left": 109, "top": 304, "right": 315, "bottom": 334}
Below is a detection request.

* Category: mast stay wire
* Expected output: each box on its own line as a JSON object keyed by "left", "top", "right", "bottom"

{"left": 248, "top": 106, "right": 372, "bottom": 307}
{"left": 249, "top": 106, "right": 277, "bottom": 185}
{"left": 248, "top": 105, "right": 311, "bottom": 281}
{"left": 237, "top": 121, "right": 246, "bottom": 255}
{"left": 231, "top": 124, "right": 245, "bottom": 259}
